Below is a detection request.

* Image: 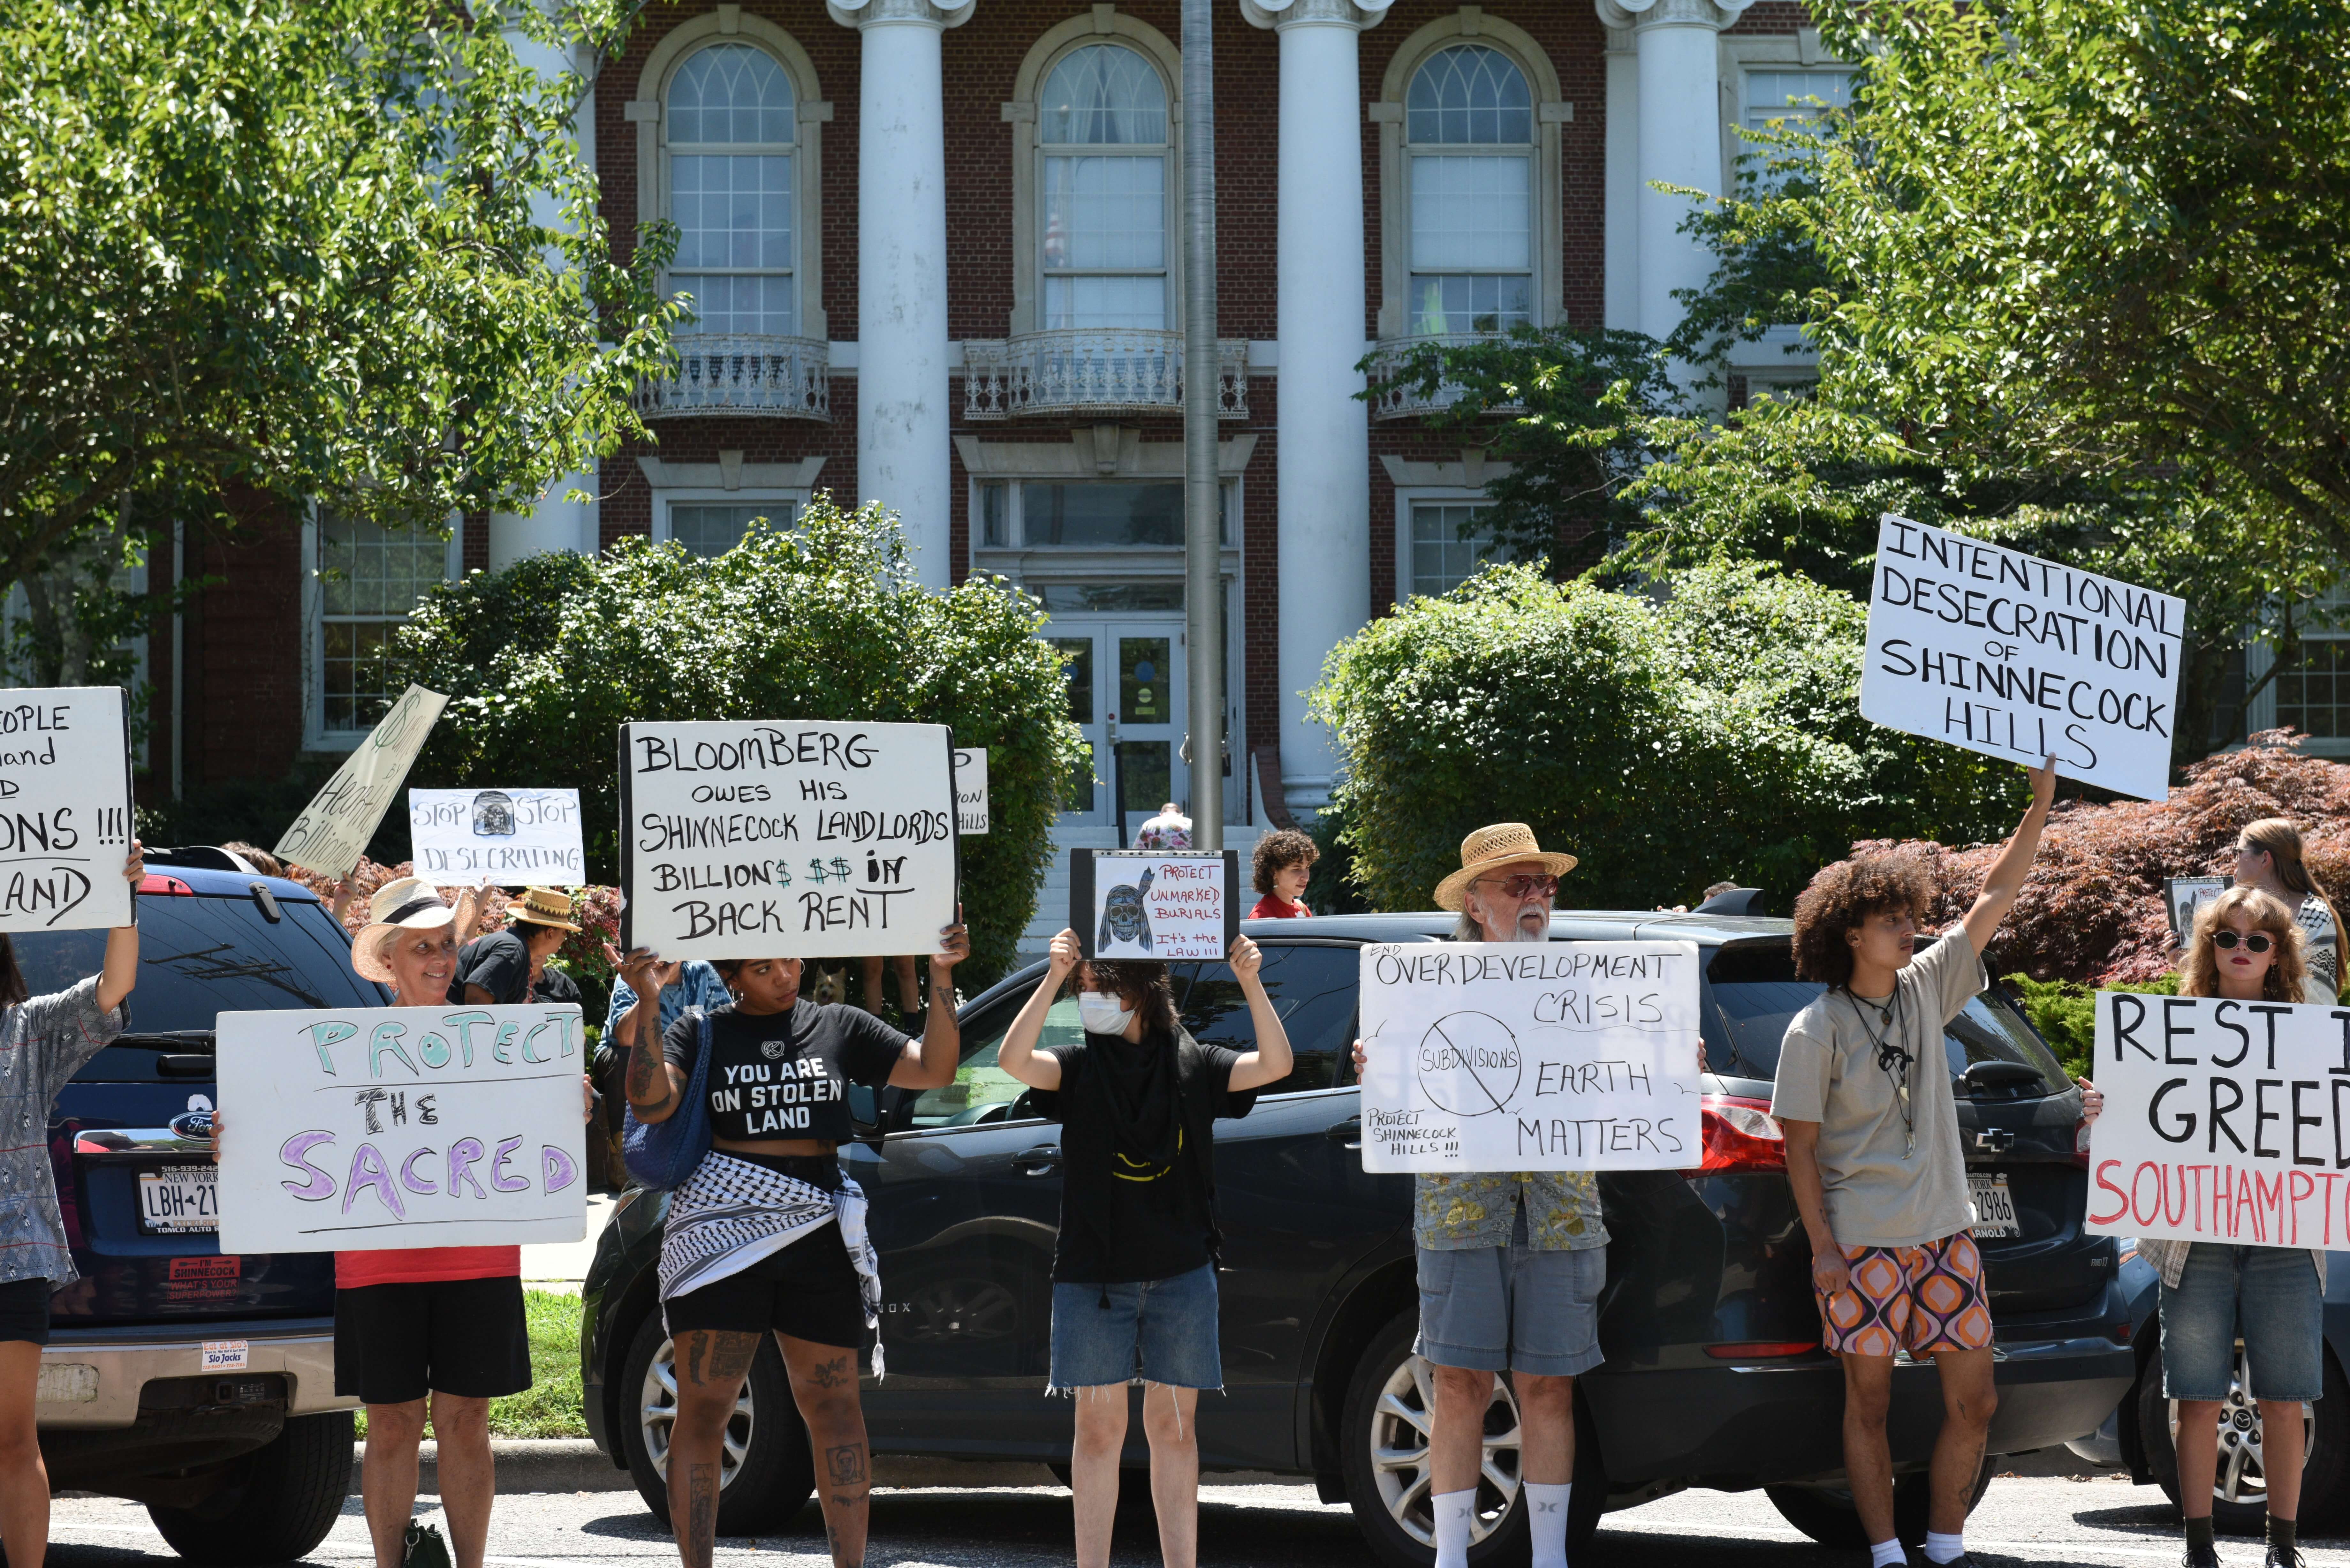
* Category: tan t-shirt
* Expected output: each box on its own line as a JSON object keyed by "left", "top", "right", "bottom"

{"left": 1770, "top": 927, "right": 1984, "bottom": 1249}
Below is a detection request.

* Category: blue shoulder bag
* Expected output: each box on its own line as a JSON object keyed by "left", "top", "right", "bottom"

{"left": 622, "top": 1008, "right": 715, "bottom": 1190}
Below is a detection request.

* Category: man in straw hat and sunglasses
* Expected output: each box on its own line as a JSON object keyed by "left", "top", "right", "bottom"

{"left": 449, "top": 887, "right": 582, "bottom": 1008}
{"left": 1353, "top": 824, "right": 1599, "bottom": 1568}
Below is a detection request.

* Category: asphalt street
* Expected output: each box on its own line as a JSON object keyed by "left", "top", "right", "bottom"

{"left": 45, "top": 1474, "right": 2350, "bottom": 1568}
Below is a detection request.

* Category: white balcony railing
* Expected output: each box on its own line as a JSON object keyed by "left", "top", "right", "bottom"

{"left": 633, "top": 333, "right": 830, "bottom": 421}
{"left": 962, "top": 330, "right": 1249, "bottom": 421}
{"left": 1364, "top": 333, "right": 1521, "bottom": 422}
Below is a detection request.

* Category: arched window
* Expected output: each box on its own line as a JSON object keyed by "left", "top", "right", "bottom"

{"left": 1405, "top": 45, "right": 1535, "bottom": 335}
{"left": 1037, "top": 43, "right": 1171, "bottom": 330}
{"left": 665, "top": 42, "right": 797, "bottom": 336}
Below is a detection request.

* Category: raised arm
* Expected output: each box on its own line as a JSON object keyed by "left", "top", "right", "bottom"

{"left": 610, "top": 946, "right": 687, "bottom": 1123}
{"left": 95, "top": 841, "right": 144, "bottom": 1015}
{"left": 890, "top": 911, "right": 973, "bottom": 1091}
{"left": 1958, "top": 757, "right": 2057, "bottom": 959}
{"left": 1223, "top": 936, "right": 1294, "bottom": 1091}
{"left": 994, "top": 929, "right": 1076, "bottom": 1092}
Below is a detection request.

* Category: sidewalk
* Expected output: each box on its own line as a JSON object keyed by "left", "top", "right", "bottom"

{"left": 521, "top": 1192, "right": 618, "bottom": 1295}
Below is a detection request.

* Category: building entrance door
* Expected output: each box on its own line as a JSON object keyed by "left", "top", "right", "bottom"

{"left": 1044, "top": 616, "right": 1187, "bottom": 840}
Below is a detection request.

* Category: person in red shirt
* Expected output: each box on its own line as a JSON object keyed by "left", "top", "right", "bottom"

{"left": 1247, "top": 829, "right": 1318, "bottom": 920}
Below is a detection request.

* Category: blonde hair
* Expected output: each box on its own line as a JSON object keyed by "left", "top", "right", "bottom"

{"left": 2179, "top": 886, "right": 2307, "bottom": 1002}
{"left": 2238, "top": 817, "right": 2343, "bottom": 939}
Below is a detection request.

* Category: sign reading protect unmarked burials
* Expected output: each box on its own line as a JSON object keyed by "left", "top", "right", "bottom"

{"left": 275, "top": 685, "right": 448, "bottom": 879}
{"left": 2087, "top": 990, "right": 2350, "bottom": 1248}
{"left": 1357, "top": 941, "right": 1703, "bottom": 1173}
{"left": 215, "top": 1003, "right": 587, "bottom": 1253}
{"left": 619, "top": 720, "right": 959, "bottom": 961}
{"left": 1070, "top": 848, "right": 1238, "bottom": 960}
{"left": 0, "top": 687, "right": 133, "bottom": 931}
{"left": 1860, "top": 516, "right": 2183, "bottom": 800}
{"left": 410, "top": 789, "right": 586, "bottom": 885}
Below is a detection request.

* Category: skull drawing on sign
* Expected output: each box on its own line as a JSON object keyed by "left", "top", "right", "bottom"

{"left": 1098, "top": 867, "right": 1154, "bottom": 952}
{"left": 471, "top": 789, "right": 517, "bottom": 837}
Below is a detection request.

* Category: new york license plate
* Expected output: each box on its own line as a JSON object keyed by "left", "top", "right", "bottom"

{"left": 138, "top": 1165, "right": 219, "bottom": 1234}
{"left": 1967, "top": 1172, "right": 2019, "bottom": 1238}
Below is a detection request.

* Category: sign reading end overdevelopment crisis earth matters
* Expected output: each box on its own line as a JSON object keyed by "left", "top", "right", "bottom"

{"left": 1860, "top": 516, "right": 2184, "bottom": 800}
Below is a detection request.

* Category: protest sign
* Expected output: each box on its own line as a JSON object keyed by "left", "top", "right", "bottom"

{"left": 275, "top": 685, "right": 448, "bottom": 879}
{"left": 215, "top": 1002, "right": 586, "bottom": 1253}
{"left": 953, "top": 748, "right": 989, "bottom": 836}
{"left": 2164, "top": 876, "right": 2228, "bottom": 940}
{"left": 619, "top": 720, "right": 959, "bottom": 961}
{"left": 1357, "top": 941, "right": 1702, "bottom": 1173}
{"left": 2087, "top": 990, "right": 2350, "bottom": 1249}
{"left": 0, "top": 687, "right": 133, "bottom": 931}
{"left": 1070, "top": 848, "right": 1238, "bottom": 960}
{"left": 1859, "top": 516, "right": 2183, "bottom": 800}
{"left": 410, "top": 788, "right": 586, "bottom": 885}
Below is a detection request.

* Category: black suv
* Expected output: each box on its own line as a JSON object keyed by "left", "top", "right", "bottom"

{"left": 580, "top": 912, "right": 2136, "bottom": 1563}
{"left": 36, "top": 856, "right": 386, "bottom": 1564}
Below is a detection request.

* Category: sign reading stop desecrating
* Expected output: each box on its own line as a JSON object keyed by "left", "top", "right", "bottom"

{"left": 1859, "top": 516, "right": 2183, "bottom": 800}
{"left": 2087, "top": 990, "right": 2350, "bottom": 1249}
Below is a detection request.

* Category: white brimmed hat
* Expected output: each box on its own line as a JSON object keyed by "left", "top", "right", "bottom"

{"left": 1432, "top": 823, "right": 1580, "bottom": 912}
{"left": 351, "top": 876, "right": 456, "bottom": 984}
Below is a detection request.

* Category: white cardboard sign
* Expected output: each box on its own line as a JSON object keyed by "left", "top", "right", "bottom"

{"left": 1357, "top": 941, "right": 1703, "bottom": 1173}
{"left": 619, "top": 720, "right": 959, "bottom": 961}
{"left": 2088, "top": 990, "right": 2350, "bottom": 1248}
{"left": 0, "top": 687, "right": 133, "bottom": 931}
{"left": 215, "top": 1003, "right": 587, "bottom": 1253}
{"left": 409, "top": 789, "right": 586, "bottom": 885}
{"left": 275, "top": 685, "right": 449, "bottom": 879}
{"left": 954, "top": 748, "right": 989, "bottom": 836}
{"left": 1074, "top": 849, "right": 1236, "bottom": 960}
{"left": 1860, "top": 516, "right": 2183, "bottom": 800}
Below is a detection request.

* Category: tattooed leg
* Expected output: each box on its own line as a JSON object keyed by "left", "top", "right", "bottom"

{"left": 782, "top": 1334, "right": 869, "bottom": 1568}
{"left": 667, "top": 1330, "right": 760, "bottom": 1568}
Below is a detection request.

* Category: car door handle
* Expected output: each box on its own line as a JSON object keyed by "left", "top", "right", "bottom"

{"left": 1326, "top": 1119, "right": 1361, "bottom": 1150}
{"left": 1014, "top": 1144, "right": 1062, "bottom": 1175}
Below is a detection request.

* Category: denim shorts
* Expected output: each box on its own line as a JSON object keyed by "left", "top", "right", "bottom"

{"left": 2160, "top": 1243, "right": 2325, "bottom": 1404}
{"left": 1049, "top": 1263, "right": 1222, "bottom": 1391}
{"left": 1416, "top": 1208, "right": 1607, "bottom": 1377}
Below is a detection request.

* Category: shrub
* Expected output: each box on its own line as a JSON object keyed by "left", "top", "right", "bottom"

{"left": 2008, "top": 974, "right": 2179, "bottom": 1081}
{"left": 384, "top": 500, "right": 1086, "bottom": 988}
{"left": 1308, "top": 560, "right": 2023, "bottom": 914}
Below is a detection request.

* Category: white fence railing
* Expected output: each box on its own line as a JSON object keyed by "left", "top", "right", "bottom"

{"left": 633, "top": 334, "right": 830, "bottom": 420}
{"left": 962, "top": 330, "right": 1249, "bottom": 420}
{"left": 1364, "top": 334, "right": 1520, "bottom": 422}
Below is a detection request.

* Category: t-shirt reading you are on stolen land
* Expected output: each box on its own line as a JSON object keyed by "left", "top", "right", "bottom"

{"left": 1769, "top": 926, "right": 1985, "bottom": 1250}
{"left": 662, "top": 1002, "right": 909, "bottom": 1144}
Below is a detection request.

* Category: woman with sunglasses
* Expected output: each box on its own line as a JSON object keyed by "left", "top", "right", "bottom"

{"left": 2081, "top": 886, "right": 2325, "bottom": 1568}
{"left": 2230, "top": 818, "right": 2343, "bottom": 1003}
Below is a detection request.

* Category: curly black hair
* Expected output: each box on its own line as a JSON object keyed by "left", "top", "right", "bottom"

{"left": 1065, "top": 958, "right": 1178, "bottom": 1040}
{"left": 1251, "top": 828, "right": 1319, "bottom": 896}
{"left": 1790, "top": 857, "right": 1935, "bottom": 988}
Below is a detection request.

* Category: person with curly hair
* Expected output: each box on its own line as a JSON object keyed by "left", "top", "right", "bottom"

{"left": 1248, "top": 828, "right": 1318, "bottom": 919}
{"left": 1770, "top": 758, "right": 2056, "bottom": 1568}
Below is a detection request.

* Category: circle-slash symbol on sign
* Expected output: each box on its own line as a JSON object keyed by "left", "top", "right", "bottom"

{"left": 1416, "top": 1012, "right": 1522, "bottom": 1118}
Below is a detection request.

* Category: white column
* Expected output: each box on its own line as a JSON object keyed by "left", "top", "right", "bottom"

{"left": 1601, "top": 24, "right": 1640, "bottom": 331}
{"left": 1242, "top": 0, "right": 1390, "bottom": 820}
{"left": 830, "top": 0, "right": 974, "bottom": 591}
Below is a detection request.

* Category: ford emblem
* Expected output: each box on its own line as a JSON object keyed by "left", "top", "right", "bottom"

{"left": 170, "top": 1110, "right": 214, "bottom": 1141}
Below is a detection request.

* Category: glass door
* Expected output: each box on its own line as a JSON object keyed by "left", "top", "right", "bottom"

{"left": 1045, "top": 616, "right": 1187, "bottom": 835}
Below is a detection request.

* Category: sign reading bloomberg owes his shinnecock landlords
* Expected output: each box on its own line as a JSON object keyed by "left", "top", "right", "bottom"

{"left": 1860, "top": 515, "right": 2184, "bottom": 800}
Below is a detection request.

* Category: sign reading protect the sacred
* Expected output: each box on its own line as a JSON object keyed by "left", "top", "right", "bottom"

{"left": 619, "top": 720, "right": 959, "bottom": 960}
{"left": 1860, "top": 516, "right": 2183, "bottom": 800}
{"left": 2164, "top": 876, "right": 2228, "bottom": 940}
{"left": 2087, "top": 990, "right": 2350, "bottom": 1248}
{"left": 0, "top": 687, "right": 134, "bottom": 931}
{"left": 275, "top": 685, "right": 448, "bottom": 879}
{"left": 409, "top": 789, "right": 586, "bottom": 885}
{"left": 1071, "top": 848, "right": 1238, "bottom": 960}
{"left": 953, "top": 748, "right": 989, "bottom": 836}
{"left": 1357, "top": 941, "right": 1703, "bottom": 1173}
{"left": 215, "top": 1003, "right": 587, "bottom": 1253}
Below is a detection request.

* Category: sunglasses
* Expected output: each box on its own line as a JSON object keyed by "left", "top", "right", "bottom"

{"left": 2211, "top": 930, "right": 2275, "bottom": 953}
{"left": 1477, "top": 874, "right": 1558, "bottom": 899}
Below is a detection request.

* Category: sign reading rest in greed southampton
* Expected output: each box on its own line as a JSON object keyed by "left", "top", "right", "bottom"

{"left": 0, "top": 686, "right": 135, "bottom": 931}
{"left": 619, "top": 720, "right": 960, "bottom": 961}
{"left": 1859, "top": 516, "right": 2183, "bottom": 800}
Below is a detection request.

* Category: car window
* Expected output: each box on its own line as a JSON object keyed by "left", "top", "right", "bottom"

{"left": 1175, "top": 943, "right": 1356, "bottom": 1096}
{"left": 904, "top": 992, "right": 1082, "bottom": 1129}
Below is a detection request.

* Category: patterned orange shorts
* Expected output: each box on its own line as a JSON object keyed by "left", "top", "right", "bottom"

{"left": 1815, "top": 1231, "right": 1993, "bottom": 1358}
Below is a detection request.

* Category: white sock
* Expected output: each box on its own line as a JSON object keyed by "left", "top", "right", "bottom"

{"left": 1525, "top": 1482, "right": 1571, "bottom": 1568}
{"left": 1433, "top": 1489, "right": 1474, "bottom": 1568}
{"left": 1869, "top": 1539, "right": 1907, "bottom": 1568}
{"left": 1924, "top": 1529, "right": 1964, "bottom": 1564}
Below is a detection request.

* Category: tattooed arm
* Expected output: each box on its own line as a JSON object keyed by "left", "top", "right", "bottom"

{"left": 609, "top": 945, "right": 687, "bottom": 1122}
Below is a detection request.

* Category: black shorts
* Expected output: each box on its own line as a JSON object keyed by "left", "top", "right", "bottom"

{"left": 663, "top": 1220, "right": 866, "bottom": 1349}
{"left": 333, "top": 1275, "right": 531, "bottom": 1406}
{"left": 0, "top": 1278, "right": 50, "bottom": 1346}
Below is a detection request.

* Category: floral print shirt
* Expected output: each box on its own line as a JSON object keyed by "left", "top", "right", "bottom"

{"left": 1415, "top": 1170, "right": 1609, "bottom": 1252}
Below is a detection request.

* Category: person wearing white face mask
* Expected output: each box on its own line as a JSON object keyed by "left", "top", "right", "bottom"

{"left": 995, "top": 929, "right": 1292, "bottom": 1568}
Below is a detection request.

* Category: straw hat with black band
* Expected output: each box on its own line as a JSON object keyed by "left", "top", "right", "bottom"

{"left": 351, "top": 877, "right": 457, "bottom": 984}
{"left": 1432, "top": 823, "right": 1580, "bottom": 912}
{"left": 507, "top": 886, "right": 581, "bottom": 935}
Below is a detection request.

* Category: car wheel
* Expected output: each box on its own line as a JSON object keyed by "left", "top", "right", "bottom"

{"left": 1339, "top": 1310, "right": 1530, "bottom": 1568}
{"left": 2142, "top": 1338, "right": 2347, "bottom": 1534}
{"left": 1765, "top": 1459, "right": 1990, "bottom": 1550}
{"left": 146, "top": 1411, "right": 355, "bottom": 1564}
{"left": 618, "top": 1312, "right": 813, "bottom": 1534}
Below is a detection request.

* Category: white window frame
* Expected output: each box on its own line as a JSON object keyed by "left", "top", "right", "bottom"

{"left": 302, "top": 507, "right": 461, "bottom": 752}
{"left": 654, "top": 491, "right": 810, "bottom": 557}
{"left": 2245, "top": 586, "right": 2350, "bottom": 756}
{"left": 1373, "top": 15, "right": 1567, "bottom": 341}
{"left": 1392, "top": 485, "right": 1504, "bottom": 607}
{"left": 630, "top": 12, "right": 829, "bottom": 341}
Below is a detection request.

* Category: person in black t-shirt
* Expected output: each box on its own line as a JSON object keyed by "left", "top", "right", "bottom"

{"left": 996, "top": 928, "right": 1292, "bottom": 1568}
{"left": 447, "top": 887, "right": 580, "bottom": 1006}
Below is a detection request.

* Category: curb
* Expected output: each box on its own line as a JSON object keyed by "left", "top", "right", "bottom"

{"left": 355, "top": 1440, "right": 1069, "bottom": 1496}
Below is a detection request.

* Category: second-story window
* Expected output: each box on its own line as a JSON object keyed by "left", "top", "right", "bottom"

{"left": 1039, "top": 43, "right": 1170, "bottom": 331}
{"left": 666, "top": 42, "right": 796, "bottom": 336}
{"left": 1406, "top": 45, "right": 1534, "bottom": 336}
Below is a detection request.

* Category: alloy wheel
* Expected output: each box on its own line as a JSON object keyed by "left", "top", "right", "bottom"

{"left": 1365, "top": 1353, "right": 1522, "bottom": 1548}
{"left": 2170, "top": 1343, "right": 2315, "bottom": 1505}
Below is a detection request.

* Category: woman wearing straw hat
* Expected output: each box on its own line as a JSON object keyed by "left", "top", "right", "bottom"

{"left": 449, "top": 886, "right": 582, "bottom": 1008}
{"left": 1353, "top": 824, "right": 1597, "bottom": 1568}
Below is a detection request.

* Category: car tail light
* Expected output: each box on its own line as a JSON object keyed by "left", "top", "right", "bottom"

{"left": 1704, "top": 1341, "right": 1819, "bottom": 1359}
{"left": 139, "top": 873, "right": 195, "bottom": 896}
{"left": 1689, "top": 1095, "right": 1785, "bottom": 1173}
